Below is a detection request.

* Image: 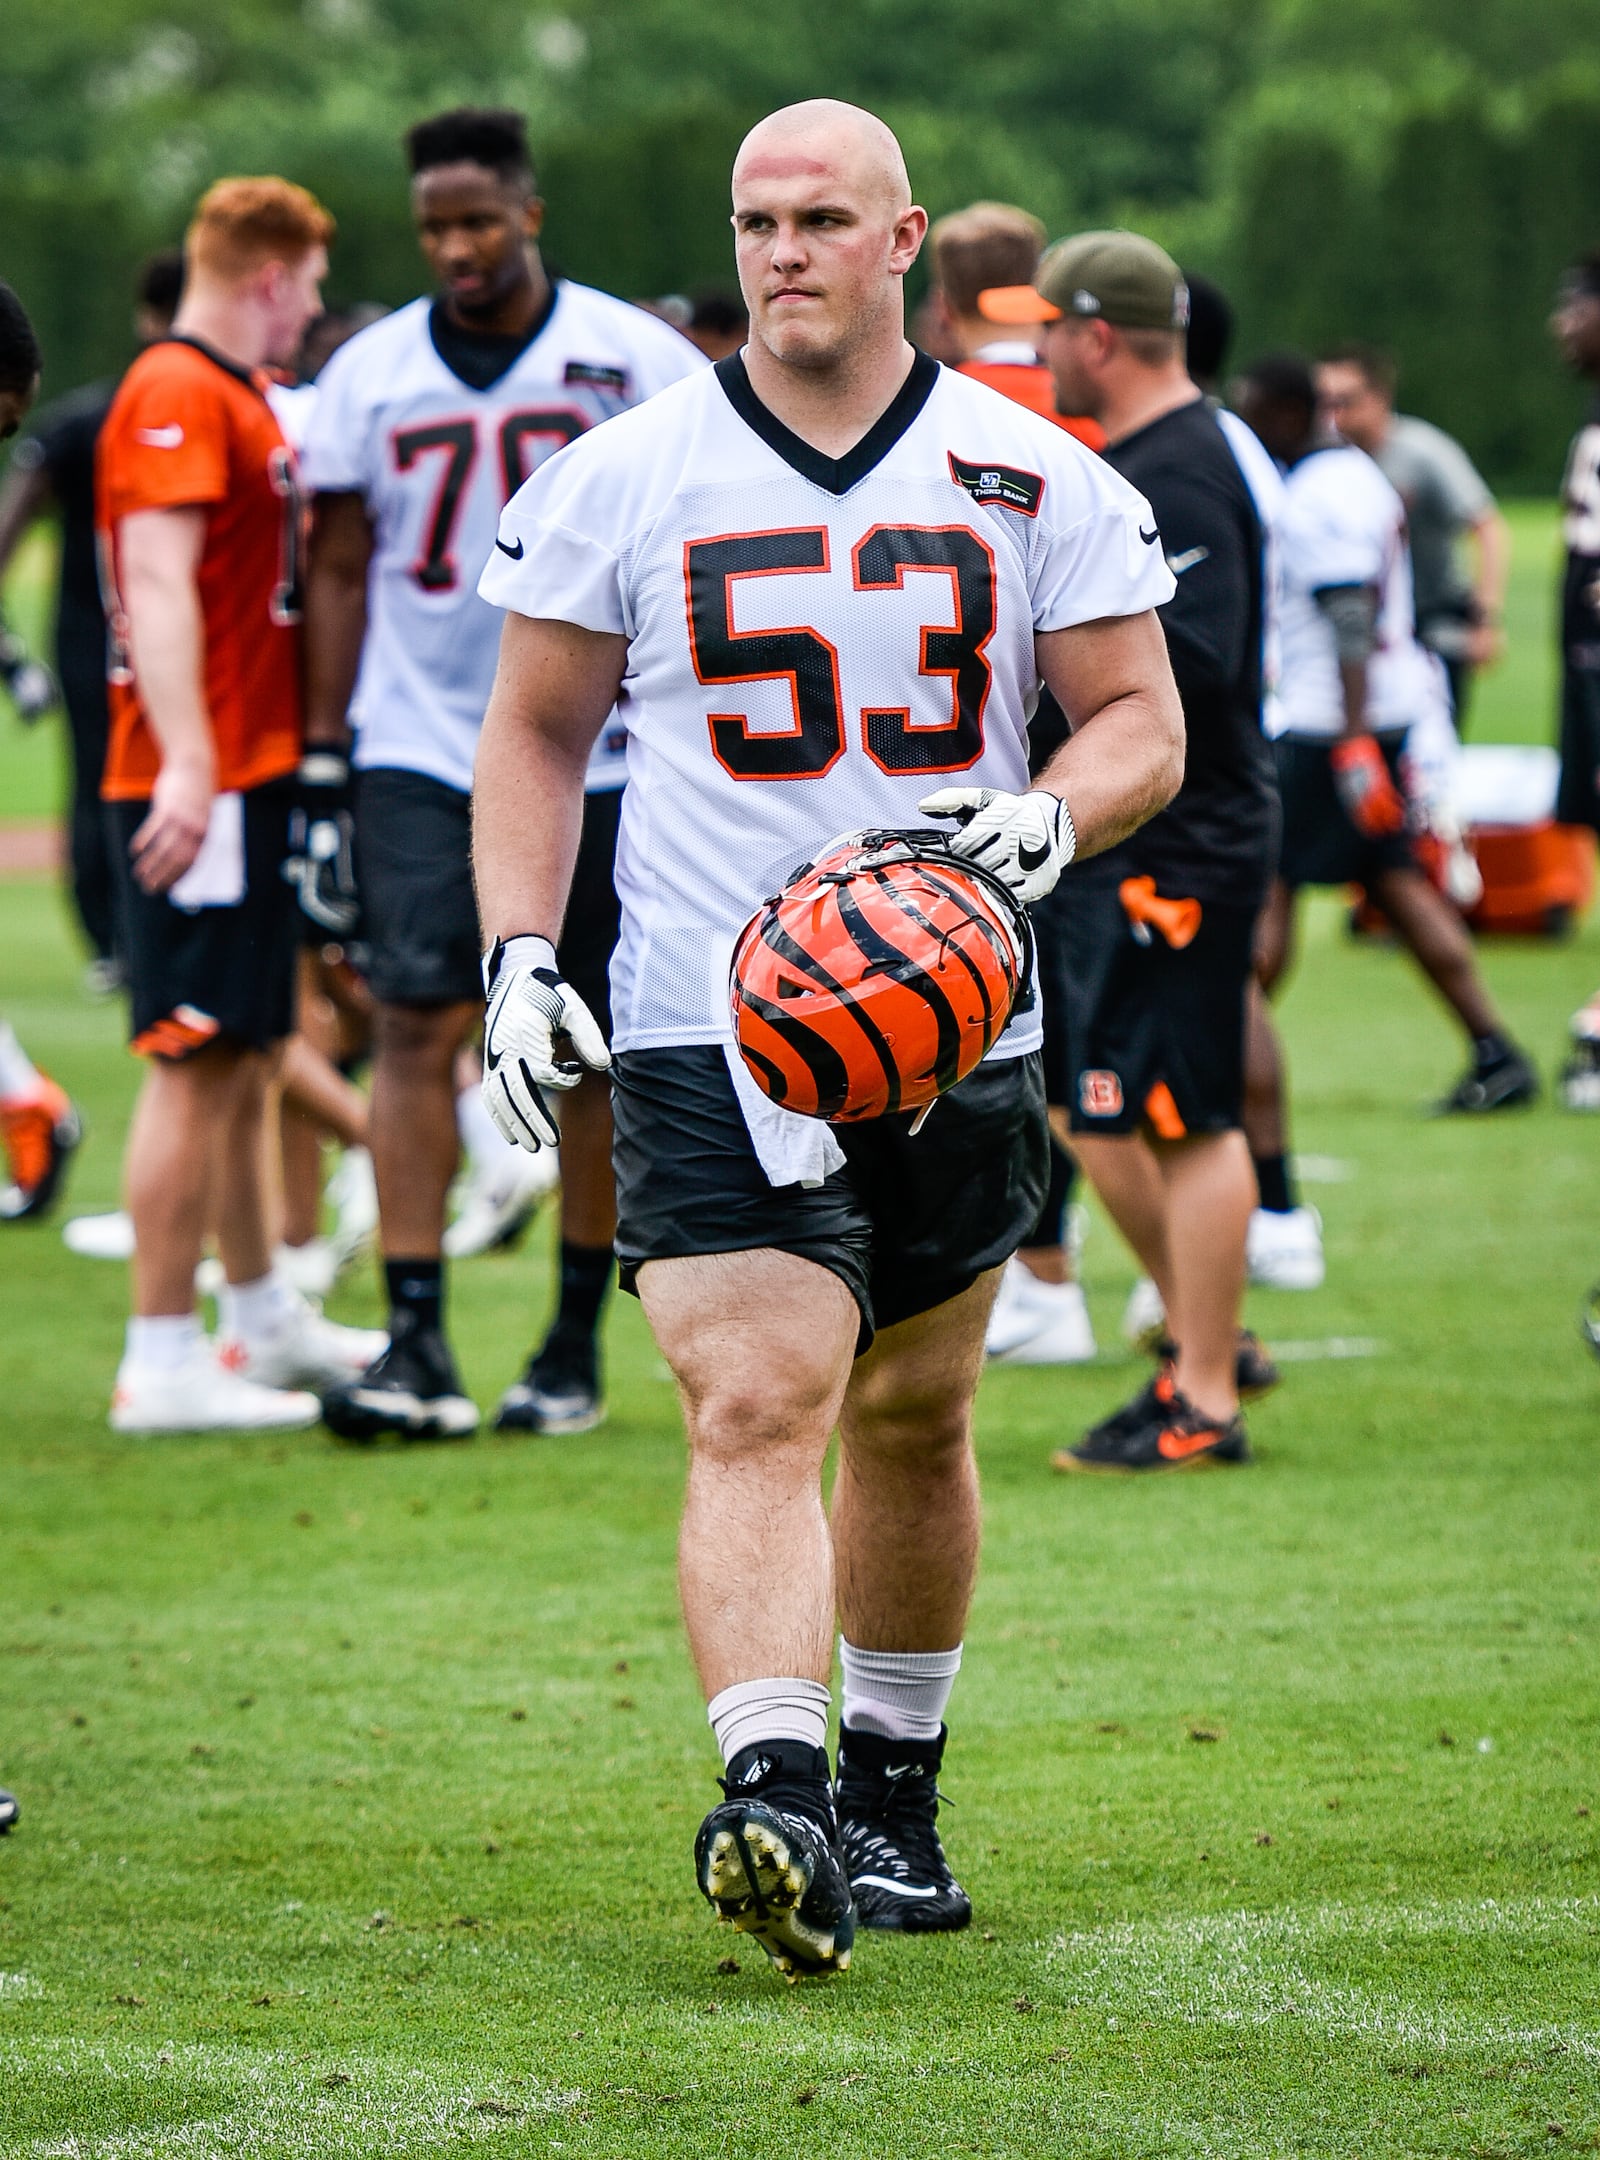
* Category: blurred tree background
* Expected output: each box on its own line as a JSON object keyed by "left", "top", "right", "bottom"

{"left": 4, "top": 0, "right": 1600, "bottom": 486}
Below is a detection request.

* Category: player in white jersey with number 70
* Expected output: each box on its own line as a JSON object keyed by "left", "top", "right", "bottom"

{"left": 297, "top": 108, "right": 702, "bottom": 1443}
{"left": 474, "top": 101, "right": 1184, "bottom": 1978}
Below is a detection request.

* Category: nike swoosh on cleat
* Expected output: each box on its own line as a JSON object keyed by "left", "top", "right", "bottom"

{"left": 1156, "top": 1425, "right": 1224, "bottom": 1460}
{"left": 495, "top": 535, "right": 525, "bottom": 559}
{"left": 851, "top": 1874, "right": 939, "bottom": 1897}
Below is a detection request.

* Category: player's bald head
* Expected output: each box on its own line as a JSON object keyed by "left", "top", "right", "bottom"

{"left": 734, "top": 100, "right": 911, "bottom": 216}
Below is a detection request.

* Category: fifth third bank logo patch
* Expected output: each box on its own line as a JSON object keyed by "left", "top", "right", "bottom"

{"left": 947, "top": 452, "right": 1045, "bottom": 516}
{"left": 1079, "top": 1069, "right": 1124, "bottom": 1117}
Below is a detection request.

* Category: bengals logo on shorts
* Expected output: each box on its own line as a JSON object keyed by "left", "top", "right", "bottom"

{"left": 1079, "top": 1069, "right": 1124, "bottom": 1117}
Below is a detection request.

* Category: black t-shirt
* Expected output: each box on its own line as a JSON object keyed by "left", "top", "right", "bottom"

{"left": 428, "top": 283, "right": 558, "bottom": 392}
{"left": 1085, "top": 396, "right": 1276, "bottom": 905}
{"left": 17, "top": 379, "right": 115, "bottom": 629}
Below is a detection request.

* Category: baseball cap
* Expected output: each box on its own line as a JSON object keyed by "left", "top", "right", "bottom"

{"left": 979, "top": 229, "right": 1190, "bottom": 333}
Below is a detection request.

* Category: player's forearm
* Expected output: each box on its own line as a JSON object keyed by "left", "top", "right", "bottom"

{"left": 1336, "top": 657, "right": 1368, "bottom": 737}
{"left": 471, "top": 615, "right": 628, "bottom": 948}
{"left": 303, "top": 566, "right": 366, "bottom": 751}
{"left": 0, "top": 465, "right": 52, "bottom": 586}
{"left": 1470, "top": 508, "right": 1511, "bottom": 621}
{"left": 122, "top": 561, "right": 213, "bottom": 781}
{"left": 1033, "top": 685, "right": 1184, "bottom": 857}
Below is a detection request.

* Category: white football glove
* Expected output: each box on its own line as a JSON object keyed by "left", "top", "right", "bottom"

{"left": 918, "top": 786, "right": 1077, "bottom": 903}
{"left": 481, "top": 934, "right": 611, "bottom": 1153}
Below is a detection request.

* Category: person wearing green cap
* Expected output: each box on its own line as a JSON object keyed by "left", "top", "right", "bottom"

{"left": 988, "top": 231, "right": 1281, "bottom": 1474}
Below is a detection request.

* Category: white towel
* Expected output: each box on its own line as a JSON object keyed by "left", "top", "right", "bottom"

{"left": 722, "top": 1042, "right": 846, "bottom": 1189}
{"left": 167, "top": 791, "right": 245, "bottom": 912}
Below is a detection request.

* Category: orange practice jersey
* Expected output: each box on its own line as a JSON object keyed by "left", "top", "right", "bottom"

{"left": 957, "top": 359, "right": 1106, "bottom": 452}
{"left": 97, "top": 338, "right": 303, "bottom": 802}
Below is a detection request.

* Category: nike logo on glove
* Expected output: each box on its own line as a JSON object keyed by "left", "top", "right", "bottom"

{"left": 1017, "top": 836, "right": 1051, "bottom": 873}
{"left": 495, "top": 535, "right": 525, "bottom": 560}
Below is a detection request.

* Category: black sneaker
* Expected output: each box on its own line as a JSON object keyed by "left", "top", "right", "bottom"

{"left": 694, "top": 1740, "right": 855, "bottom": 1981}
{"left": 1053, "top": 1370, "right": 1251, "bottom": 1474}
{"left": 321, "top": 1311, "right": 478, "bottom": 1442}
{"left": 0, "top": 1788, "right": 17, "bottom": 1833}
{"left": 494, "top": 1333, "right": 604, "bottom": 1435}
{"left": 1431, "top": 1048, "right": 1539, "bottom": 1115}
{"left": 1150, "top": 1328, "right": 1280, "bottom": 1401}
{"left": 836, "top": 1723, "right": 970, "bottom": 1933}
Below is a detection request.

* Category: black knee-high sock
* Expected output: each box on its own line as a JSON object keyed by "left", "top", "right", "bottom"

{"left": 549, "top": 1241, "right": 614, "bottom": 1352}
{"left": 1252, "top": 1154, "right": 1296, "bottom": 1216}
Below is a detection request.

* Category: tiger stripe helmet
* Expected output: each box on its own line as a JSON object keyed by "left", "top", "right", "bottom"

{"left": 729, "top": 829, "right": 1032, "bottom": 1124}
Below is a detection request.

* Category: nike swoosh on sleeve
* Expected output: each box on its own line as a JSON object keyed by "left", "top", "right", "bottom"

{"left": 495, "top": 535, "right": 525, "bottom": 560}
{"left": 135, "top": 425, "right": 184, "bottom": 449}
{"left": 1139, "top": 525, "right": 1159, "bottom": 545}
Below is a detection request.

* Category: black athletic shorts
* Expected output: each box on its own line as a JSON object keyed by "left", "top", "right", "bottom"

{"left": 354, "top": 768, "right": 622, "bottom": 1024}
{"left": 107, "top": 781, "right": 299, "bottom": 1058}
{"left": 1061, "top": 878, "right": 1255, "bottom": 1138}
{"left": 1031, "top": 878, "right": 1074, "bottom": 1111}
{"left": 1274, "top": 731, "right": 1419, "bottom": 889}
{"left": 611, "top": 1044, "right": 1050, "bottom": 1353}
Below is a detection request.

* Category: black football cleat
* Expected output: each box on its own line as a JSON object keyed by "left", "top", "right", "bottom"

{"left": 321, "top": 1311, "right": 478, "bottom": 1442}
{"left": 1150, "top": 1328, "right": 1280, "bottom": 1401}
{"left": 836, "top": 1723, "right": 971, "bottom": 1933}
{"left": 494, "top": 1335, "right": 605, "bottom": 1435}
{"left": 0, "top": 1788, "right": 17, "bottom": 1833}
{"left": 1431, "top": 1048, "right": 1539, "bottom": 1116}
{"left": 695, "top": 1740, "right": 855, "bottom": 1981}
{"left": 1053, "top": 1370, "right": 1251, "bottom": 1474}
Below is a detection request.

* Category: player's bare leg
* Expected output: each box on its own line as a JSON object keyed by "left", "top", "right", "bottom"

{"left": 126, "top": 1044, "right": 253, "bottom": 1315}
{"left": 322, "top": 996, "right": 479, "bottom": 1442}
{"left": 828, "top": 1273, "right": 997, "bottom": 1932}
{"left": 641, "top": 1246, "right": 859, "bottom": 1975}
{"left": 1153, "top": 1131, "right": 1253, "bottom": 1419}
{"left": 643, "top": 1248, "right": 858, "bottom": 1694}
{"left": 1071, "top": 1132, "right": 1173, "bottom": 1310}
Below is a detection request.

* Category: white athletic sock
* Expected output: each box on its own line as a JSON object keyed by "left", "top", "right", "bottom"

{"left": 839, "top": 1639, "right": 963, "bottom": 1743}
{"left": 218, "top": 1272, "right": 298, "bottom": 1343}
{"left": 0, "top": 1020, "right": 43, "bottom": 1103}
{"left": 707, "top": 1677, "right": 830, "bottom": 1764}
{"left": 457, "top": 1081, "right": 512, "bottom": 1177}
{"left": 126, "top": 1313, "right": 204, "bottom": 1374}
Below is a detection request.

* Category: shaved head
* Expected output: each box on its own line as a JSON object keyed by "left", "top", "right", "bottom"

{"left": 730, "top": 99, "right": 926, "bottom": 391}
{"left": 734, "top": 100, "right": 911, "bottom": 217}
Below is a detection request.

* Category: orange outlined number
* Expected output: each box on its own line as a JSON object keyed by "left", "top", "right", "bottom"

{"left": 853, "top": 524, "right": 995, "bottom": 775}
{"left": 686, "top": 529, "right": 845, "bottom": 780}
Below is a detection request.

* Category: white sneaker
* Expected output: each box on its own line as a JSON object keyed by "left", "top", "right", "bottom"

{"left": 986, "top": 1259, "right": 1097, "bottom": 1363}
{"left": 220, "top": 1289, "right": 388, "bottom": 1393}
{"left": 274, "top": 1237, "right": 341, "bottom": 1299}
{"left": 444, "top": 1146, "right": 559, "bottom": 1259}
{"left": 63, "top": 1210, "right": 135, "bottom": 1261}
{"left": 1122, "top": 1274, "right": 1167, "bottom": 1350}
{"left": 1246, "top": 1205, "right": 1325, "bottom": 1291}
{"left": 326, "top": 1146, "right": 379, "bottom": 1272}
{"left": 111, "top": 1341, "right": 320, "bottom": 1434}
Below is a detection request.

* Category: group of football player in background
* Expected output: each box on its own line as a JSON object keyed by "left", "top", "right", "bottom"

{"left": 2, "top": 94, "right": 1599, "bottom": 1963}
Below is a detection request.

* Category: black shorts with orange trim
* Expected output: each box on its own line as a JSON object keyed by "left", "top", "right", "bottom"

{"left": 610, "top": 1044, "right": 1049, "bottom": 1353}
{"left": 1057, "top": 875, "right": 1254, "bottom": 1139}
{"left": 107, "top": 781, "right": 299, "bottom": 1058}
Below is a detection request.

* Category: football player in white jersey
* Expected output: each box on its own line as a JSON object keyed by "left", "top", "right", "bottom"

{"left": 1235, "top": 355, "right": 1536, "bottom": 1115}
{"left": 296, "top": 108, "right": 702, "bottom": 1442}
{"left": 474, "top": 101, "right": 1184, "bottom": 1976}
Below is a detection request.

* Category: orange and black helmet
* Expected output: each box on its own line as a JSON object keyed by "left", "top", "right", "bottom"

{"left": 729, "top": 830, "right": 1032, "bottom": 1124}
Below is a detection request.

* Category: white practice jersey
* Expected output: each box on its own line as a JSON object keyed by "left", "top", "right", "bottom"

{"left": 1217, "top": 406, "right": 1286, "bottom": 736}
{"left": 301, "top": 283, "right": 704, "bottom": 794}
{"left": 1271, "top": 443, "right": 1449, "bottom": 741}
{"left": 479, "top": 352, "right": 1173, "bottom": 1056}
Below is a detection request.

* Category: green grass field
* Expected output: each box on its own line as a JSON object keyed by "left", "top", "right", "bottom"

{"left": 3, "top": 499, "right": 1600, "bottom": 2155}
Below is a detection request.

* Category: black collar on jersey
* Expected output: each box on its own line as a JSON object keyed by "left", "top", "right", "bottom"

{"left": 155, "top": 333, "right": 268, "bottom": 398}
{"left": 714, "top": 347, "right": 940, "bottom": 495}
{"left": 429, "top": 277, "right": 560, "bottom": 392}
